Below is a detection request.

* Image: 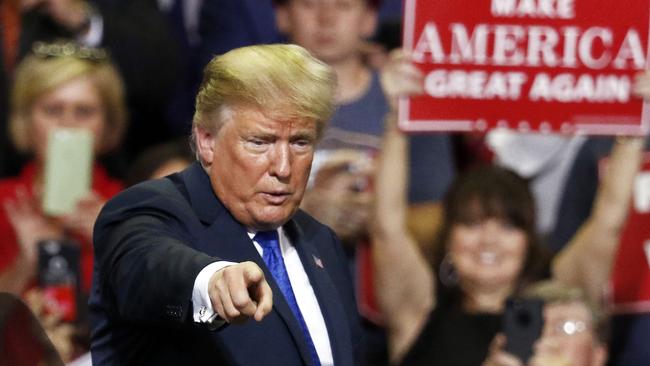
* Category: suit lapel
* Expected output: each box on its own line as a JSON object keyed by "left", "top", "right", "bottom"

{"left": 286, "top": 220, "right": 354, "bottom": 366}
{"left": 197, "top": 218, "right": 316, "bottom": 366}
{"left": 179, "top": 163, "right": 316, "bottom": 366}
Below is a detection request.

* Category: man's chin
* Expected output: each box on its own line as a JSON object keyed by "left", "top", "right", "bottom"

{"left": 250, "top": 212, "right": 295, "bottom": 231}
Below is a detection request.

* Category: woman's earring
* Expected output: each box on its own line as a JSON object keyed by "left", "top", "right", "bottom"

{"left": 439, "top": 254, "right": 459, "bottom": 287}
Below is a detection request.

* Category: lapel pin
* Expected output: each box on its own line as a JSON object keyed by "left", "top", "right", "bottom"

{"left": 313, "top": 255, "right": 324, "bottom": 269}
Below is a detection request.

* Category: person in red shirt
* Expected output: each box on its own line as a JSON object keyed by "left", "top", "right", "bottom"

{"left": 0, "top": 41, "right": 125, "bottom": 297}
{"left": 0, "top": 42, "right": 126, "bottom": 362}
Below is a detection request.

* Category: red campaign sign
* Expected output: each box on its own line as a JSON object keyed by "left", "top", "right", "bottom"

{"left": 400, "top": 0, "right": 650, "bottom": 135}
{"left": 609, "top": 153, "right": 650, "bottom": 314}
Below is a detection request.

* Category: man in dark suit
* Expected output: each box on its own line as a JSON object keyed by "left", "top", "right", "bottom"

{"left": 89, "top": 44, "right": 363, "bottom": 365}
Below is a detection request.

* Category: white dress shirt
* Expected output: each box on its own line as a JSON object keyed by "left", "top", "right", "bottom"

{"left": 191, "top": 227, "right": 333, "bottom": 365}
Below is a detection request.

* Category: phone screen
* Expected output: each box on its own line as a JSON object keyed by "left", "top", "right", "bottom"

{"left": 42, "top": 128, "right": 94, "bottom": 216}
{"left": 38, "top": 240, "right": 81, "bottom": 322}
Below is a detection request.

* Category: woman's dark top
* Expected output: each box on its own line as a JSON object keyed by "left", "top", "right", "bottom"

{"left": 399, "top": 296, "right": 502, "bottom": 366}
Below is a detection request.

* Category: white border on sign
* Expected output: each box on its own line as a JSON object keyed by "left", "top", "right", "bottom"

{"left": 403, "top": 0, "right": 416, "bottom": 50}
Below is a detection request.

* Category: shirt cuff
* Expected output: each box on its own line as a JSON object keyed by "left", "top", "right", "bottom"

{"left": 192, "top": 261, "right": 236, "bottom": 327}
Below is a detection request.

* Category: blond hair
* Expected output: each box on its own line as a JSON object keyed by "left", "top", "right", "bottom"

{"left": 10, "top": 51, "right": 127, "bottom": 153}
{"left": 523, "top": 280, "right": 608, "bottom": 342}
{"left": 192, "top": 44, "right": 336, "bottom": 139}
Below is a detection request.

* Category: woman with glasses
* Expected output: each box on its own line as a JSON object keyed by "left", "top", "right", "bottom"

{"left": 0, "top": 41, "right": 125, "bottom": 361}
{"left": 484, "top": 280, "right": 608, "bottom": 366}
{"left": 370, "top": 51, "right": 648, "bottom": 366}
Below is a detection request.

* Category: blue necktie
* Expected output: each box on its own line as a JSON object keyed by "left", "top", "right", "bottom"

{"left": 254, "top": 231, "right": 321, "bottom": 366}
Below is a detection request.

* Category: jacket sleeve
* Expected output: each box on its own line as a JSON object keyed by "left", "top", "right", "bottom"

{"left": 92, "top": 181, "right": 217, "bottom": 326}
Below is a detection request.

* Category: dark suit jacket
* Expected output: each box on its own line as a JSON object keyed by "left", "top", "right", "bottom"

{"left": 89, "top": 162, "right": 363, "bottom": 365}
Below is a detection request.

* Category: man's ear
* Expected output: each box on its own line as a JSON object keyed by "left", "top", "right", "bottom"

{"left": 194, "top": 126, "right": 216, "bottom": 166}
{"left": 275, "top": 5, "right": 291, "bottom": 35}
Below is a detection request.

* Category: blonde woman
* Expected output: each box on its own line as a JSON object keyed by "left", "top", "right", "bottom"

{"left": 0, "top": 42, "right": 126, "bottom": 296}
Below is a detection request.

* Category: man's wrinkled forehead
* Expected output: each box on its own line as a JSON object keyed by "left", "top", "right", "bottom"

{"left": 215, "top": 104, "right": 318, "bottom": 135}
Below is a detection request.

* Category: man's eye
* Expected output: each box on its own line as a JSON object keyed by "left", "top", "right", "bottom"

{"left": 245, "top": 138, "right": 270, "bottom": 150}
{"left": 292, "top": 139, "right": 314, "bottom": 150}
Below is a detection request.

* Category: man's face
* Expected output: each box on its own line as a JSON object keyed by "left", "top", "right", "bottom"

{"left": 530, "top": 302, "right": 606, "bottom": 366}
{"left": 275, "top": 0, "right": 377, "bottom": 65}
{"left": 197, "top": 106, "right": 318, "bottom": 230}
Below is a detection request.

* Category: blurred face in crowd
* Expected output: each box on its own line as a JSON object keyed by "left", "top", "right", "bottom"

{"left": 275, "top": 0, "right": 377, "bottom": 65}
{"left": 448, "top": 213, "right": 528, "bottom": 292}
{"left": 196, "top": 105, "right": 318, "bottom": 230}
{"left": 29, "top": 76, "right": 106, "bottom": 163}
{"left": 529, "top": 301, "right": 606, "bottom": 366}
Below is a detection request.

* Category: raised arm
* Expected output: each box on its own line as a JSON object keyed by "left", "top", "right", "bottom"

{"left": 370, "top": 51, "right": 435, "bottom": 363}
{"left": 552, "top": 71, "right": 650, "bottom": 305}
{"left": 552, "top": 136, "right": 644, "bottom": 304}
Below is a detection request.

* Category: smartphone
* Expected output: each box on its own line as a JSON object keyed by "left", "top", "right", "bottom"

{"left": 38, "top": 239, "right": 81, "bottom": 322}
{"left": 42, "top": 128, "right": 94, "bottom": 216}
{"left": 503, "top": 297, "right": 544, "bottom": 362}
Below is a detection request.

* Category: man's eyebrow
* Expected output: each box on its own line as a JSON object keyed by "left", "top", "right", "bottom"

{"left": 242, "top": 128, "right": 275, "bottom": 138}
{"left": 291, "top": 132, "right": 317, "bottom": 141}
{"left": 250, "top": 132, "right": 276, "bottom": 138}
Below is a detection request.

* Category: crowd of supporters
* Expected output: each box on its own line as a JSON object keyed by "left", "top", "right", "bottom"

{"left": 1, "top": 1, "right": 649, "bottom": 365}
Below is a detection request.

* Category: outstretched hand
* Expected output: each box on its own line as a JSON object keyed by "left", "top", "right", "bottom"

{"left": 208, "top": 261, "right": 273, "bottom": 324}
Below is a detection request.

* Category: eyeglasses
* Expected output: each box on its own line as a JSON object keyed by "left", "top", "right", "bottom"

{"left": 548, "top": 319, "right": 589, "bottom": 337}
{"left": 32, "top": 41, "right": 109, "bottom": 62}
